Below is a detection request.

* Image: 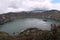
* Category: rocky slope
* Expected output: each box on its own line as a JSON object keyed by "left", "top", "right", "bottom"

{"left": 0, "top": 10, "right": 60, "bottom": 24}
{"left": 0, "top": 24, "right": 60, "bottom": 40}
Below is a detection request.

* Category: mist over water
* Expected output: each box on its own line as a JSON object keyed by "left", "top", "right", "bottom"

{"left": 0, "top": 18, "right": 59, "bottom": 34}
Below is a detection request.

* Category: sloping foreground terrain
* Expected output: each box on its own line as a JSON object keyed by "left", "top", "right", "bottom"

{"left": 0, "top": 24, "right": 60, "bottom": 40}
{"left": 0, "top": 10, "right": 60, "bottom": 40}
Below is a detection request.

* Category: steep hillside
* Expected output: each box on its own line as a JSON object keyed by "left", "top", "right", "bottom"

{"left": 0, "top": 10, "right": 60, "bottom": 24}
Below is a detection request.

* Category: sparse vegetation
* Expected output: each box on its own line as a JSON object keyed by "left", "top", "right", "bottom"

{"left": 0, "top": 10, "right": 60, "bottom": 40}
{"left": 0, "top": 24, "right": 60, "bottom": 40}
{"left": 0, "top": 10, "right": 60, "bottom": 24}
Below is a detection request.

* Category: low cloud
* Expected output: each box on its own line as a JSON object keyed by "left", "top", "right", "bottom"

{"left": 52, "top": 3, "right": 60, "bottom": 10}
{"left": 0, "top": 0, "right": 60, "bottom": 13}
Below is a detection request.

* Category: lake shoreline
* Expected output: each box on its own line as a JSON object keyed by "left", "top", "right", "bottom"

{"left": 0, "top": 10, "right": 60, "bottom": 25}
{"left": 0, "top": 25, "right": 60, "bottom": 40}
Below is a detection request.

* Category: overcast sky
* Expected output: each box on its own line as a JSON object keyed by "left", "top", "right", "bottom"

{"left": 0, "top": 0, "right": 60, "bottom": 14}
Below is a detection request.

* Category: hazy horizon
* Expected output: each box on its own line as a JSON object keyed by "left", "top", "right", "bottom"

{"left": 0, "top": 0, "right": 60, "bottom": 14}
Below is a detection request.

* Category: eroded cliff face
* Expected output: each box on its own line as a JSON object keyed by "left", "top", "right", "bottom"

{"left": 0, "top": 10, "right": 60, "bottom": 24}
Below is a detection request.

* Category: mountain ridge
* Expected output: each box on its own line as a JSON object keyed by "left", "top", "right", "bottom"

{"left": 0, "top": 10, "right": 60, "bottom": 24}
